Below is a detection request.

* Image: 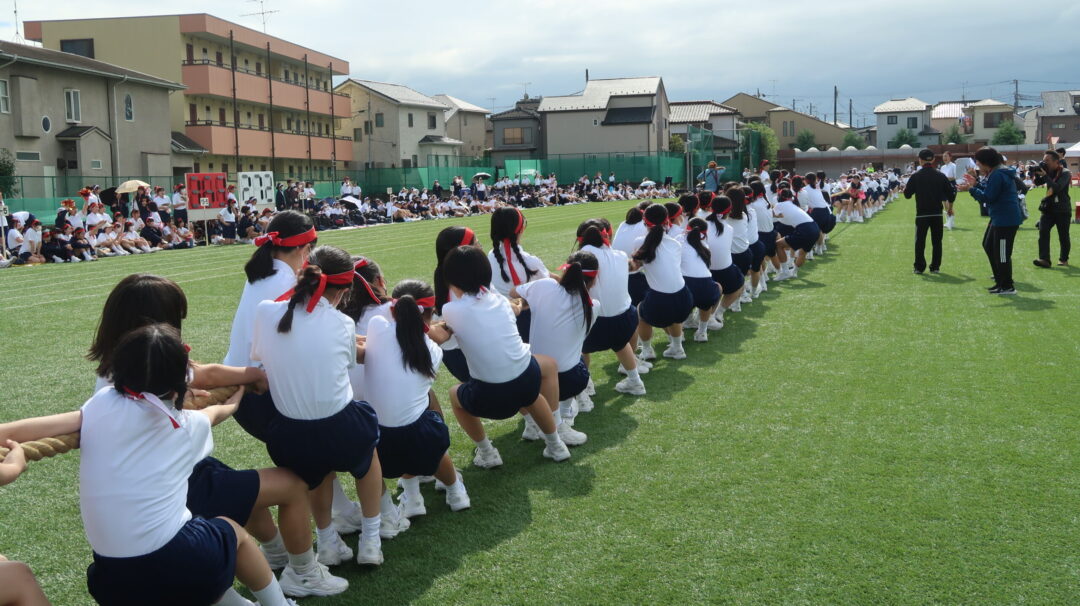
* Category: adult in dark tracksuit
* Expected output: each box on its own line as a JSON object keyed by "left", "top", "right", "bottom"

{"left": 1032, "top": 150, "right": 1072, "bottom": 268}
{"left": 960, "top": 147, "right": 1025, "bottom": 294}
{"left": 904, "top": 149, "right": 956, "bottom": 274}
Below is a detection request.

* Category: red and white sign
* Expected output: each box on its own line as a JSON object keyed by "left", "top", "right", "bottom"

{"left": 184, "top": 172, "right": 228, "bottom": 221}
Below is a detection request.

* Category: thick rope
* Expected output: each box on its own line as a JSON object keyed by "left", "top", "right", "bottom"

{"left": 0, "top": 385, "right": 245, "bottom": 461}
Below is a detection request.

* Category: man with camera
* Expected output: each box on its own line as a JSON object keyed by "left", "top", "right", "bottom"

{"left": 1031, "top": 150, "right": 1071, "bottom": 268}
{"left": 904, "top": 149, "right": 956, "bottom": 274}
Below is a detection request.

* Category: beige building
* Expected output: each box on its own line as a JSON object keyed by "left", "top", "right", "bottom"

{"left": 963, "top": 99, "right": 1016, "bottom": 144}
{"left": 721, "top": 92, "right": 780, "bottom": 123}
{"left": 433, "top": 94, "right": 489, "bottom": 160}
{"left": 0, "top": 40, "right": 181, "bottom": 198}
{"left": 930, "top": 100, "right": 972, "bottom": 138}
{"left": 722, "top": 92, "right": 853, "bottom": 150}
{"left": 26, "top": 13, "right": 351, "bottom": 181}
{"left": 538, "top": 77, "right": 670, "bottom": 156}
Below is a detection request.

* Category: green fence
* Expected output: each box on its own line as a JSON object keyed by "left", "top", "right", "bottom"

{"left": 503, "top": 152, "right": 684, "bottom": 186}
{"left": 686, "top": 129, "right": 762, "bottom": 186}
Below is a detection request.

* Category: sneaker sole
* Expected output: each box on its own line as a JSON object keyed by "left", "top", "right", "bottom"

{"left": 542, "top": 449, "right": 571, "bottom": 462}
{"left": 281, "top": 581, "right": 350, "bottom": 598}
{"left": 663, "top": 352, "right": 687, "bottom": 359}
{"left": 356, "top": 555, "right": 383, "bottom": 566}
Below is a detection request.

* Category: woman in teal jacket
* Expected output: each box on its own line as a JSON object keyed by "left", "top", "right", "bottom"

{"left": 696, "top": 161, "right": 723, "bottom": 193}
{"left": 959, "top": 147, "right": 1025, "bottom": 294}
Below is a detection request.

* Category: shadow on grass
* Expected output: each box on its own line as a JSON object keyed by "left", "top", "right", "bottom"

{"left": 992, "top": 295, "right": 1055, "bottom": 311}
{"left": 924, "top": 272, "right": 976, "bottom": 285}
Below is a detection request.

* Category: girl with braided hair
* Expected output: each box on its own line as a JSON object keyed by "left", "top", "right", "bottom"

{"left": 680, "top": 218, "right": 722, "bottom": 343}
{"left": 487, "top": 207, "right": 549, "bottom": 343}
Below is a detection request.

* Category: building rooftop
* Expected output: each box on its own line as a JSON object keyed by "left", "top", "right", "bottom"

{"left": 342, "top": 80, "right": 447, "bottom": 109}
{"left": 932, "top": 100, "right": 972, "bottom": 119}
{"left": 433, "top": 94, "right": 490, "bottom": 116}
{"left": 874, "top": 98, "right": 931, "bottom": 113}
{"left": 970, "top": 98, "right": 1012, "bottom": 108}
{"left": 538, "top": 77, "right": 662, "bottom": 112}
{"left": 0, "top": 40, "right": 184, "bottom": 89}
{"left": 669, "top": 101, "right": 737, "bottom": 123}
{"left": 1037, "top": 91, "right": 1080, "bottom": 117}
{"left": 419, "top": 135, "right": 463, "bottom": 145}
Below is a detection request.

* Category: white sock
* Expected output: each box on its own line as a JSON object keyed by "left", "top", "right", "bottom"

{"left": 626, "top": 367, "right": 640, "bottom": 380}
{"left": 261, "top": 531, "right": 285, "bottom": 555}
{"left": 671, "top": 335, "right": 684, "bottom": 347}
{"left": 400, "top": 476, "right": 422, "bottom": 501}
{"left": 361, "top": 515, "right": 381, "bottom": 546}
{"left": 251, "top": 576, "right": 289, "bottom": 606}
{"left": 558, "top": 399, "right": 574, "bottom": 422}
{"left": 380, "top": 489, "right": 396, "bottom": 513}
{"left": 214, "top": 587, "right": 254, "bottom": 606}
{"left": 640, "top": 338, "right": 652, "bottom": 348}
{"left": 287, "top": 548, "right": 316, "bottom": 573}
{"left": 475, "top": 437, "right": 494, "bottom": 451}
{"left": 331, "top": 477, "right": 357, "bottom": 516}
{"left": 83, "top": 251, "right": 93, "bottom": 260}
{"left": 140, "top": 245, "right": 151, "bottom": 252}
{"left": 315, "top": 524, "right": 338, "bottom": 547}
{"left": 445, "top": 475, "right": 466, "bottom": 494}
{"left": 542, "top": 431, "right": 562, "bottom": 447}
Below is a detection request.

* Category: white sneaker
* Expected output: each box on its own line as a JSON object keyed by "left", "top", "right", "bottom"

{"left": 542, "top": 439, "right": 571, "bottom": 462}
{"left": 557, "top": 422, "right": 588, "bottom": 446}
{"left": 52, "top": 255, "right": 65, "bottom": 263}
{"left": 585, "top": 379, "right": 596, "bottom": 396}
{"left": 433, "top": 471, "right": 458, "bottom": 492}
{"left": 446, "top": 485, "right": 471, "bottom": 512}
{"left": 638, "top": 343, "right": 656, "bottom": 361}
{"left": 473, "top": 446, "right": 503, "bottom": 469}
{"left": 316, "top": 531, "right": 352, "bottom": 566}
{"left": 260, "top": 545, "right": 288, "bottom": 570}
{"left": 636, "top": 357, "right": 654, "bottom": 370}
{"left": 806, "top": 251, "right": 814, "bottom": 260}
{"left": 355, "top": 538, "right": 383, "bottom": 566}
{"left": 332, "top": 505, "right": 364, "bottom": 535}
{"left": 614, "top": 376, "right": 646, "bottom": 395}
{"left": 397, "top": 490, "right": 427, "bottom": 518}
{"left": 693, "top": 327, "right": 708, "bottom": 342}
{"left": 521, "top": 418, "right": 543, "bottom": 441}
{"left": 739, "top": 290, "right": 752, "bottom": 303}
{"left": 774, "top": 269, "right": 794, "bottom": 281}
{"left": 683, "top": 315, "right": 699, "bottom": 330}
{"left": 70, "top": 256, "right": 81, "bottom": 262}
{"left": 729, "top": 301, "right": 742, "bottom": 313}
{"left": 280, "top": 562, "right": 349, "bottom": 597}
{"left": 663, "top": 343, "right": 687, "bottom": 359}
{"left": 576, "top": 392, "right": 594, "bottom": 413}
{"left": 618, "top": 363, "right": 649, "bottom": 375}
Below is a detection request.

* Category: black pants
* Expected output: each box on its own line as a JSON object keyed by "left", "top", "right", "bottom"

{"left": 1037, "top": 211, "right": 1071, "bottom": 263}
{"left": 914, "top": 216, "right": 943, "bottom": 272}
{"left": 982, "top": 222, "right": 1018, "bottom": 289}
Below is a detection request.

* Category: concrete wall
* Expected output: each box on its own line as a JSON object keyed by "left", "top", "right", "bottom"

{"left": 446, "top": 111, "right": 488, "bottom": 158}
{"left": 968, "top": 105, "right": 1015, "bottom": 144}
{"left": 336, "top": 82, "right": 401, "bottom": 168}
{"left": 544, "top": 109, "right": 660, "bottom": 155}
{"left": 398, "top": 106, "right": 449, "bottom": 166}
{"left": 768, "top": 109, "right": 850, "bottom": 149}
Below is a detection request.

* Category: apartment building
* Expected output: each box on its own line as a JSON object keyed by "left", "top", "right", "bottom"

{"left": 26, "top": 13, "right": 352, "bottom": 180}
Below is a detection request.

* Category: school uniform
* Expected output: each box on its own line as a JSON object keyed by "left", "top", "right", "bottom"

{"left": 632, "top": 233, "right": 693, "bottom": 328}
{"left": 799, "top": 186, "right": 836, "bottom": 234}
{"left": 746, "top": 209, "right": 766, "bottom": 270}
{"left": 218, "top": 208, "right": 237, "bottom": 239}
{"left": 516, "top": 278, "right": 598, "bottom": 401}
{"left": 81, "top": 387, "right": 238, "bottom": 606}
{"left": 252, "top": 298, "right": 379, "bottom": 489}
{"left": 612, "top": 221, "right": 649, "bottom": 306}
{"left": 347, "top": 302, "right": 393, "bottom": 403}
{"left": 774, "top": 201, "right": 821, "bottom": 252}
{"left": 580, "top": 244, "right": 638, "bottom": 354}
{"left": 723, "top": 215, "right": 752, "bottom": 275}
{"left": 678, "top": 234, "right": 721, "bottom": 310}
{"left": 19, "top": 228, "right": 41, "bottom": 261}
{"left": 705, "top": 220, "right": 744, "bottom": 294}
{"left": 364, "top": 316, "right": 451, "bottom": 478}
{"left": 488, "top": 247, "right": 549, "bottom": 342}
{"left": 443, "top": 289, "right": 540, "bottom": 419}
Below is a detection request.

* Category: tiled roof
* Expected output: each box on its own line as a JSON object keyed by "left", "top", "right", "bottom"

{"left": 0, "top": 40, "right": 183, "bottom": 89}
{"left": 669, "top": 101, "right": 737, "bottom": 123}
{"left": 538, "top": 77, "right": 662, "bottom": 112}
{"left": 932, "top": 101, "right": 971, "bottom": 119}
{"left": 171, "top": 131, "right": 207, "bottom": 154}
{"left": 874, "top": 97, "right": 930, "bottom": 113}
{"left": 347, "top": 80, "right": 447, "bottom": 109}
{"left": 1037, "top": 91, "right": 1080, "bottom": 117}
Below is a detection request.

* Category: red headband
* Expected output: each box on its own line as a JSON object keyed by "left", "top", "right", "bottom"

{"left": 275, "top": 267, "right": 355, "bottom": 313}
{"left": 460, "top": 227, "right": 475, "bottom": 246}
{"left": 643, "top": 217, "right": 670, "bottom": 229}
{"left": 559, "top": 263, "right": 598, "bottom": 278}
{"left": 514, "top": 209, "right": 524, "bottom": 234}
{"left": 352, "top": 258, "right": 382, "bottom": 304}
{"left": 576, "top": 228, "right": 612, "bottom": 246}
{"left": 254, "top": 227, "right": 316, "bottom": 247}
{"left": 392, "top": 296, "right": 436, "bottom": 309}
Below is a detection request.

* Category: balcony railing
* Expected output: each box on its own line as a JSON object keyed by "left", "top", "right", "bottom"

{"left": 184, "top": 119, "right": 350, "bottom": 140}
{"left": 181, "top": 59, "right": 348, "bottom": 99}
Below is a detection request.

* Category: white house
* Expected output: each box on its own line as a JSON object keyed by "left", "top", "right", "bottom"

{"left": 669, "top": 100, "right": 739, "bottom": 149}
{"left": 874, "top": 98, "right": 940, "bottom": 148}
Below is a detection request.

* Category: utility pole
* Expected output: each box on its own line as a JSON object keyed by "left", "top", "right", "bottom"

{"left": 849, "top": 99, "right": 853, "bottom": 128}
{"left": 809, "top": 102, "right": 814, "bottom": 116}
{"left": 488, "top": 97, "right": 496, "bottom": 114}
{"left": 833, "top": 85, "right": 838, "bottom": 125}
{"left": 1013, "top": 79, "right": 1020, "bottom": 111}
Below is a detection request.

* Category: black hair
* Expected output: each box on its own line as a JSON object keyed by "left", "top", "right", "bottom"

{"left": 727, "top": 187, "right": 747, "bottom": 220}
{"left": 109, "top": 323, "right": 189, "bottom": 411}
{"left": 685, "top": 218, "right": 711, "bottom": 266}
{"left": 278, "top": 245, "right": 353, "bottom": 333}
{"left": 244, "top": 210, "right": 314, "bottom": 282}
{"left": 340, "top": 256, "right": 388, "bottom": 322}
{"left": 1045, "top": 150, "right": 1061, "bottom": 162}
{"left": 696, "top": 190, "right": 714, "bottom": 210}
{"left": 631, "top": 204, "right": 669, "bottom": 264}
{"left": 434, "top": 226, "right": 477, "bottom": 313}
{"left": 664, "top": 202, "right": 683, "bottom": 224}
{"left": 390, "top": 279, "right": 437, "bottom": 379}
{"left": 816, "top": 170, "right": 826, "bottom": 182}
{"left": 974, "top": 147, "right": 1003, "bottom": 168}
{"left": 778, "top": 188, "right": 795, "bottom": 202}
{"left": 89, "top": 274, "right": 188, "bottom": 377}
{"left": 706, "top": 195, "right": 731, "bottom": 234}
{"left": 490, "top": 207, "right": 537, "bottom": 284}
{"left": 791, "top": 175, "right": 806, "bottom": 195}
{"left": 678, "top": 194, "right": 699, "bottom": 218}
{"left": 623, "top": 205, "right": 644, "bottom": 225}
{"left": 769, "top": 170, "right": 782, "bottom": 193}
{"left": 804, "top": 173, "right": 819, "bottom": 188}
{"left": 749, "top": 181, "right": 768, "bottom": 203}
{"left": 560, "top": 250, "right": 598, "bottom": 329}
{"left": 443, "top": 245, "right": 492, "bottom": 295}
{"left": 576, "top": 218, "right": 609, "bottom": 250}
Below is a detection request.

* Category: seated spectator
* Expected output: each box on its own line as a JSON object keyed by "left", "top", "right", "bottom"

{"left": 140, "top": 216, "right": 169, "bottom": 250}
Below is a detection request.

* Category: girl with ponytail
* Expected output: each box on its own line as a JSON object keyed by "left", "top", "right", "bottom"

{"left": 773, "top": 187, "right": 821, "bottom": 279}
{"left": 664, "top": 201, "right": 686, "bottom": 237}
{"left": 363, "top": 279, "right": 471, "bottom": 519}
{"left": 613, "top": 201, "right": 652, "bottom": 307}
{"left": 575, "top": 219, "right": 648, "bottom": 397}
{"left": 704, "top": 195, "right": 747, "bottom": 328}
{"left": 723, "top": 187, "right": 754, "bottom": 309}
{"left": 800, "top": 172, "right": 836, "bottom": 255}
{"left": 253, "top": 245, "right": 404, "bottom": 569}
{"left": 740, "top": 184, "right": 767, "bottom": 300}
{"left": 488, "top": 207, "right": 549, "bottom": 342}
{"left": 441, "top": 245, "right": 571, "bottom": 468}
{"left": 748, "top": 180, "right": 781, "bottom": 287}
{"left": 511, "top": 251, "right": 599, "bottom": 444}
{"left": 679, "top": 218, "right": 722, "bottom": 342}
{"left": 630, "top": 203, "right": 694, "bottom": 361}
{"left": 432, "top": 225, "right": 479, "bottom": 383}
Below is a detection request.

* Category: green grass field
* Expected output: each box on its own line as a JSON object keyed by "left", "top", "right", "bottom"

{"left": 1, "top": 193, "right": 1079, "bottom": 604}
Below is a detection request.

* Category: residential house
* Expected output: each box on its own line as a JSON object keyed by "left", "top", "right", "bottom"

{"left": 490, "top": 96, "right": 543, "bottom": 168}
{"left": 537, "top": 77, "right": 670, "bottom": 156}
{"left": 433, "top": 94, "right": 489, "bottom": 160}
{"left": 26, "top": 14, "right": 351, "bottom": 181}
{"left": 335, "top": 80, "right": 459, "bottom": 169}
{"left": 0, "top": 40, "right": 182, "bottom": 199}
{"left": 931, "top": 100, "right": 973, "bottom": 139}
{"left": 855, "top": 126, "right": 877, "bottom": 148}
{"left": 1033, "top": 90, "right": 1080, "bottom": 146}
{"left": 669, "top": 100, "right": 739, "bottom": 149}
{"left": 963, "top": 99, "right": 1017, "bottom": 144}
{"left": 721, "top": 92, "right": 779, "bottom": 123}
{"left": 874, "top": 98, "right": 940, "bottom": 148}
{"left": 767, "top": 107, "right": 852, "bottom": 150}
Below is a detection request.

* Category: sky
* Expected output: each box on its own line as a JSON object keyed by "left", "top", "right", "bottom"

{"left": 5, "top": 0, "right": 1080, "bottom": 127}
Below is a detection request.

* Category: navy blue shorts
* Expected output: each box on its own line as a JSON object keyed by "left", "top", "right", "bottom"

{"left": 233, "top": 389, "right": 279, "bottom": 443}
{"left": 457, "top": 357, "right": 541, "bottom": 420}
{"left": 628, "top": 272, "right": 648, "bottom": 307}
{"left": 266, "top": 401, "right": 380, "bottom": 489}
{"left": 516, "top": 306, "right": 532, "bottom": 344}
{"left": 809, "top": 207, "right": 836, "bottom": 234}
{"left": 582, "top": 306, "right": 638, "bottom": 354}
{"left": 87, "top": 517, "right": 237, "bottom": 606}
{"left": 442, "top": 347, "right": 471, "bottom": 383}
{"left": 775, "top": 223, "right": 794, "bottom": 238}
{"left": 221, "top": 223, "right": 237, "bottom": 239}
{"left": 378, "top": 410, "right": 451, "bottom": 479}
{"left": 749, "top": 240, "right": 766, "bottom": 270}
{"left": 731, "top": 249, "right": 752, "bottom": 275}
{"left": 785, "top": 221, "right": 821, "bottom": 253}
{"left": 187, "top": 457, "right": 260, "bottom": 527}
{"left": 710, "top": 265, "right": 745, "bottom": 295}
{"left": 758, "top": 231, "right": 777, "bottom": 257}
{"left": 684, "top": 276, "right": 721, "bottom": 310}
{"left": 638, "top": 285, "right": 694, "bottom": 329}
{"left": 557, "top": 359, "right": 590, "bottom": 401}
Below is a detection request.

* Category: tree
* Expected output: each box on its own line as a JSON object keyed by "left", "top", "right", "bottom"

{"left": 0, "top": 149, "right": 18, "bottom": 198}
{"left": 889, "top": 128, "right": 919, "bottom": 149}
{"left": 990, "top": 120, "right": 1025, "bottom": 145}
{"left": 943, "top": 124, "right": 966, "bottom": 144}
{"left": 841, "top": 131, "right": 866, "bottom": 150}
{"left": 668, "top": 133, "right": 686, "bottom": 154}
{"left": 743, "top": 121, "right": 778, "bottom": 165}
{"left": 794, "top": 129, "right": 817, "bottom": 151}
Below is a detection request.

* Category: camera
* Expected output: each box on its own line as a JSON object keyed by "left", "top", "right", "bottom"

{"left": 1029, "top": 161, "right": 1047, "bottom": 174}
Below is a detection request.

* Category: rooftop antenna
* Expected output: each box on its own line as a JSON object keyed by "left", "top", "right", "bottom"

{"left": 12, "top": 0, "right": 24, "bottom": 42}
{"left": 488, "top": 97, "right": 496, "bottom": 115}
{"left": 241, "top": 0, "right": 279, "bottom": 33}
{"left": 517, "top": 82, "right": 532, "bottom": 98}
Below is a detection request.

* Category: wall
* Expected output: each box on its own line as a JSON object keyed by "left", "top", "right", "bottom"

{"left": 335, "top": 82, "right": 402, "bottom": 168}
{"left": 876, "top": 110, "right": 934, "bottom": 148}
{"left": 397, "top": 106, "right": 446, "bottom": 166}
{"left": 722, "top": 93, "right": 779, "bottom": 122}
{"left": 1039, "top": 115, "right": 1080, "bottom": 145}
{"left": 969, "top": 105, "right": 1015, "bottom": 144}
{"left": 543, "top": 110, "right": 654, "bottom": 155}
{"left": 446, "top": 111, "right": 487, "bottom": 158}
{"left": 768, "top": 109, "right": 850, "bottom": 149}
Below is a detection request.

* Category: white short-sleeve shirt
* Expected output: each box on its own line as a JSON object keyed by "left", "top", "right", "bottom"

{"left": 774, "top": 200, "right": 815, "bottom": 227}
{"left": 224, "top": 259, "right": 297, "bottom": 367}
{"left": 516, "top": 278, "right": 597, "bottom": 372}
{"left": 749, "top": 198, "right": 774, "bottom": 231}
{"left": 580, "top": 244, "right": 631, "bottom": 317}
{"left": 442, "top": 290, "right": 531, "bottom": 383}
{"left": 705, "top": 219, "right": 734, "bottom": 270}
{"left": 678, "top": 233, "right": 713, "bottom": 278}
{"left": 722, "top": 216, "right": 750, "bottom": 253}
{"left": 632, "top": 233, "right": 685, "bottom": 294}
{"left": 487, "top": 247, "right": 549, "bottom": 297}
{"left": 20, "top": 228, "right": 40, "bottom": 254}
{"left": 347, "top": 301, "right": 393, "bottom": 402}
{"left": 362, "top": 315, "right": 442, "bottom": 427}
{"left": 611, "top": 221, "right": 647, "bottom": 257}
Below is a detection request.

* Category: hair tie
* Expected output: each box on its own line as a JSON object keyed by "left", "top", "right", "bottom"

{"left": 120, "top": 387, "right": 180, "bottom": 429}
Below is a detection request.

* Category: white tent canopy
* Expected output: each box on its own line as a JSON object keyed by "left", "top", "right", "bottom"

{"left": 1065, "top": 141, "right": 1080, "bottom": 157}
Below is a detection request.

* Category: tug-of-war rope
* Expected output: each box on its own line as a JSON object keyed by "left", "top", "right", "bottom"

{"left": 0, "top": 386, "right": 244, "bottom": 461}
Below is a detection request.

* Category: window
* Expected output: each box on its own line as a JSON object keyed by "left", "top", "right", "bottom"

{"left": 363, "top": 120, "right": 372, "bottom": 135}
{"left": 408, "top": 113, "right": 414, "bottom": 127}
{"left": 14, "top": 151, "right": 41, "bottom": 161}
{"left": 412, "top": 154, "right": 419, "bottom": 167}
{"left": 503, "top": 127, "right": 527, "bottom": 145}
{"left": 202, "top": 48, "right": 208, "bottom": 60}
{"left": 0, "top": 79, "right": 8, "bottom": 113}
{"left": 983, "top": 112, "right": 1010, "bottom": 129}
{"left": 124, "top": 94, "right": 134, "bottom": 121}
{"left": 258, "top": 114, "right": 265, "bottom": 129}
{"left": 907, "top": 117, "right": 918, "bottom": 129}
{"left": 284, "top": 69, "right": 290, "bottom": 81}
{"left": 1052, "top": 123, "right": 1065, "bottom": 129}
{"left": 782, "top": 121, "right": 788, "bottom": 137}
{"left": 60, "top": 38, "right": 95, "bottom": 58}
{"left": 427, "top": 113, "right": 437, "bottom": 129}
{"left": 593, "top": 119, "right": 599, "bottom": 126}
{"left": 255, "top": 62, "right": 262, "bottom": 75}
{"left": 222, "top": 163, "right": 229, "bottom": 176}
{"left": 194, "top": 162, "right": 201, "bottom": 173}
{"left": 375, "top": 113, "right": 384, "bottom": 127}
{"left": 286, "top": 117, "right": 293, "bottom": 130}
{"left": 887, "top": 115, "right": 898, "bottom": 125}
{"left": 402, "top": 158, "right": 412, "bottom": 168}
{"left": 90, "top": 159, "right": 102, "bottom": 170}
{"left": 41, "top": 116, "right": 51, "bottom": 133}
{"left": 219, "top": 108, "right": 226, "bottom": 125}
{"left": 215, "top": 51, "right": 223, "bottom": 67}
{"left": 64, "top": 89, "right": 81, "bottom": 123}
{"left": 353, "top": 128, "right": 363, "bottom": 142}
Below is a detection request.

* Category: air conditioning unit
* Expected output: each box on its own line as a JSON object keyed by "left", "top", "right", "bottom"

{"left": 56, "top": 157, "right": 66, "bottom": 170}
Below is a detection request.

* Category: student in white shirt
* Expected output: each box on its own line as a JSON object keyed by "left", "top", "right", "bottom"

{"left": 800, "top": 173, "right": 836, "bottom": 255}
{"left": 680, "top": 218, "right": 722, "bottom": 342}
{"left": 723, "top": 189, "right": 753, "bottom": 283}
{"left": 363, "top": 279, "right": 470, "bottom": 518}
{"left": 219, "top": 200, "right": 238, "bottom": 244}
{"left": 172, "top": 184, "right": 189, "bottom": 224}
{"left": 612, "top": 202, "right": 652, "bottom": 306}
{"left": 252, "top": 245, "right": 399, "bottom": 568}
{"left": 16, "top": 220, "right": 44, "bottom": 265}
{"left": 704, "top": 195, "right": 746, "bottom": 326}
{"left": 773, "top": 188, "right": 821, "bottom": 279}
{"left": 575, "top": 219, "right": 648, "bottom": 396}
{"left": 432, "top": 226, "right": 479, "bottom": 385}
{"left": 487, "top": 207, "right": 549, "bottom": 341}
{"left": 512, "top": 252, "right": 598, "bottom": 445}
{"left": 631, "top": 204, "right": 694, "bottom": 361}
{"left": 748, "top": 181, "right": 779, "bottom": 286}
{"left": 939, "top": 152, "right": 958, "bottom": 229}
{"left": 441, "top": 245, "right": 571, "bottom": 468}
